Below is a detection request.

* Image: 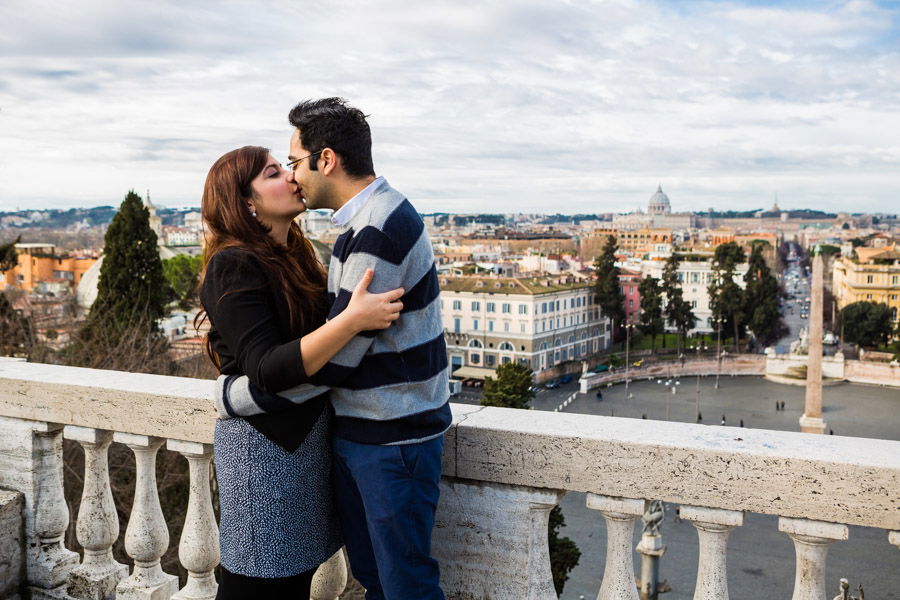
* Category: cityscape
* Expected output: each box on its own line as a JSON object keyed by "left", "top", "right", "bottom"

{"left": 1, "top": 0, "right": 899, "bottom": 599}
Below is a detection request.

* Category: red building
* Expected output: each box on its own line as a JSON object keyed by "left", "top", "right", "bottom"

{"left": 619, "top": 268, "right": 642, "bottom": 324}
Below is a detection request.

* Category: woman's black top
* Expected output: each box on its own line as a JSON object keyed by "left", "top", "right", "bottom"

{"left": 200, "top": 247, "right": 328, "bottom": 451}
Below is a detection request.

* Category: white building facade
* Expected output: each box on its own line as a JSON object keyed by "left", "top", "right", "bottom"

{"left": 440, "top": 275, "right": 612, "bottom": 381}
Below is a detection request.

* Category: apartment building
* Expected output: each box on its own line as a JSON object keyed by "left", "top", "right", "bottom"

{"left": 440, "top": 275, "right": 611, "bottom": 381}
{"left": 832, "top": 246, "right": 900, "bottom": 324}
{"left": 3, "top": 243, "right": 98, "bottom": 293}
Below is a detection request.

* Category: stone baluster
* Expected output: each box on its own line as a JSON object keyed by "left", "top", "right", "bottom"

{"left": 114, "top": 433, "right": 179, "bottom": 600}
{"left": 680, "top": 506, "right": 743, "bottom": 600}
{"left": 310, "top": 548, "right": 348, "bottom": 600}
{"left": 432, "top": 479, "right": 562, "bottom": 599}
{"left": 586, "top": 494, "right": 643, "bottom": 600}
{"left": 168, "top": 440, "right": 219, "bottom": 600}
{"left": 30, "top": 422, "right": 81, "bottom": 598}
{"left": 64, "top": 426, "right": 128, "bottom": 600}
{"left": 778, "top": 517, "right": 848, "bottom": 600}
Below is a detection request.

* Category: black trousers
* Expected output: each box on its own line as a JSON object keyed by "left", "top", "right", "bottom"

{"left": 216, "top": 565, "right": 316, "bottom": 600}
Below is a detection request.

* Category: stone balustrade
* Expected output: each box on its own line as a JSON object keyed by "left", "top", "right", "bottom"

{"left": 1, "top": 358, "right": 898, "bottom": 600}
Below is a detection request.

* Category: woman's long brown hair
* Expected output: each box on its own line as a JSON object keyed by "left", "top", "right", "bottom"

{"left": 195, "top": 145, "right": 328, "bottom": 366}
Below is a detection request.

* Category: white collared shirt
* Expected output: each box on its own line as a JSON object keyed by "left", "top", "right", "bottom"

{"left": 331, "top": 176, "right": 385, "bottom": 227}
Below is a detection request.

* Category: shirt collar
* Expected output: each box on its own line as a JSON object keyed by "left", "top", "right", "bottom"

{"left": 331, "top": 176, "right": 385, "bottom": 227}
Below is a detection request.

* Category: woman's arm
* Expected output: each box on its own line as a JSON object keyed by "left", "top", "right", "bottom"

{"left": 299, "top": 268, "right": 402, "bottom": 376}
{"left": 201, "top": 249, "right": 401, "bottom": 393}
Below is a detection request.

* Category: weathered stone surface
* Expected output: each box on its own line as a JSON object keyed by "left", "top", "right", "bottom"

{"left": 0, "top": 489, "right": 24, "bottom": 600}
{"left": 0, "top": 362, "right": 215, "bottom": 444}
{"left": 433, "top": 479, "right": 561, "bottom": 599}
{"left": 453, "top": 407, "right": 900, "bottom": 530}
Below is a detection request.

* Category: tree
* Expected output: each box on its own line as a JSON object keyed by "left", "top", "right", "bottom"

{"left": 0, "top": 236, "right": 20, "bottom": 272}
{"left": 743, "top": 243, "right": 788, "bottom": 347}
{"left": 593, "top": 236, "right": 625, "bottom": 337}
{"left": 162, "top": 254, "right": 203, "bottom": 310}
{"left": 708, "top": 242, "right": 746, "bottom": 352}
{"left": 66, "top": 190, "right": 172, "bottom": 374}
{"left": 481, "top": 361, "right": 535, "bottom": 409}
{"left": 0, "top": 292, "right": 33, "bottom": 357}
{"left": 548, "top": 504, "right": 581, "bottom": 596}
{"left": 661, "top": 253, "right": 696, "bottom": 352}
{"left": 840, "top": 302, "right": 893, "bottom": 348}
{"left": 637, "top": 276, "right": 664, "bottom": 353}
{"left": 480, "top": 362, "right": 579, "bottom": 594}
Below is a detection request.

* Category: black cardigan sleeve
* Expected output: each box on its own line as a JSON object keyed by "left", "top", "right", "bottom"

{"left": 200, "top": 249, "right": 307, "bottom": 393}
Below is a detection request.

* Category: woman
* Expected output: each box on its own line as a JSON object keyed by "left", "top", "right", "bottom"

{"left": 198, "top": 146, "right": 403, "bottom": 599}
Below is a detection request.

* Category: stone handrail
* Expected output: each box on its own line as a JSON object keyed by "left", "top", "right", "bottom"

{"left": 1, "top": 358, "right": 898, "bottom": 600}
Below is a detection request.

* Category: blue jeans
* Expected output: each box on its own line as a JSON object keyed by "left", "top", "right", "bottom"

{"left": 332, "top": 435, "right": 445, "bottom": 600}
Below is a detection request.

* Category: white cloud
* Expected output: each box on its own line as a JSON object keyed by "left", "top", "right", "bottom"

{"left": 0, "top": 0, "right": 897, "bottom": 214}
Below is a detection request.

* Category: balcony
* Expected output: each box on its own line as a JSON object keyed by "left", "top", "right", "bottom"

{"left": 0, "top": 358, "right": 898, "bottom": 599}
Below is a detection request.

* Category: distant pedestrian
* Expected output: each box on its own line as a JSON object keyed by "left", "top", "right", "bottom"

{"left": 642, "top": 413, "right": 647, "bottom": 419}
{"left": 674, "top": 506, "right": 681, "bottom": 523}
{"left": 775, "top": 401, "right": 779, "bottom": 411}
{"left": 740, "top": 419, "right": 744, "bottom": 427}
{"left": 721, "top": 414, "right": 726, "bottom": 425}
{"left": 829, "top": 429, "right": 834, "bottom": 435}
{"left": 697, "top": 411, "right": 702, "bottom": 422}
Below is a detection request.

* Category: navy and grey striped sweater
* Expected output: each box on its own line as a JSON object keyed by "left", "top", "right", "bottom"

{"left": 214, "top": 180, "right": 451, "bottom": 445}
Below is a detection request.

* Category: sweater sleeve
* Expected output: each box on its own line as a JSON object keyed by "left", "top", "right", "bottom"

{"left": 200, "top": 249, "right": 308, "bottom": 393}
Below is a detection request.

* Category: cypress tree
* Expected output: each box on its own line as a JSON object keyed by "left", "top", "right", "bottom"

{"left": 593, "top": 236, "right": 626, "bottom": 337}
{"left": 68, "top": 190, "right": 171, "bottom": 373}
{"left": 708, "top": 242, "right": 746, "bottom": 352}
{"left": 661, "top": 253, "right": 696, "bottom": 353}
{"left": 743, "top": 243, "right": 787, "bottom": 347}
{"left": 637, "top": 276, "right": 664, "bottom": 353}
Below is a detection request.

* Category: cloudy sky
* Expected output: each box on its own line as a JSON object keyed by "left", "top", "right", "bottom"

{"left": 1, "top": 0, "right": 898, "bottom": 214}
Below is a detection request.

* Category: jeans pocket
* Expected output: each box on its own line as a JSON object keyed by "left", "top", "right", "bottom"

{"left": 398, "top": 443, "right": 420, "bottom": 478}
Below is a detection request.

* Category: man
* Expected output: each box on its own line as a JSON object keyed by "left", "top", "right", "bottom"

{"left": 288, "top": 97, "right": 449, "bottom": 599}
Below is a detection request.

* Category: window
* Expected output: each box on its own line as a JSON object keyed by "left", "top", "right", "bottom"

{"left": 691, "top": 300, "right": 697, "bottom": 308}
{"left": 542, "top": 302, "right": 547, "bottom": 313}
{"left": 628, "top": 299, "right": 634, "bottom": 308}
{"left": 502, "top": 303, "right": 511, "bottom": 313}
{"left": 486, "top": 354, "right": 496, "bottom": 366}
{"left": 893, "top": 276, "right": 899, "bottom": 285}
{"left": 488, "top": 320, "right": 494, "bottom": 332}
{"left": 501, "top": 356, "right": 511, "bottom": 365}
{"left": 556, "top": 300, "right": 560, "bottom": 311}
{"left": 867, "top": 275, "right": 874, "bottom": 284}
{"left": 499, "top": 342, "right": 514, "bottom": 351}
{"left": 453, "top": 318, "right": 460, "bottom": 333}
{"left": 504, "top": 322, "right": 510, "bottom": 332}
{"left": 452, "top": 300, "right": 461, "bottom": 310}
{"left": 521, "top": 323, "right": 526, "bottom": 333}
{"left": 487, "top": 302, "right": 496, "bottom": 313}
{"left": 519, "top": 304, "right": 527, "bottom": 314}
{"left": 473, "top": 319, "right": 479, "bottom": 330}
{"left": 470, "top": 353, "right": 480, "bottom": 364}
{"left": 471, "top": 301, "right": 480, "bottom": 311}
{"left": 866, "top": 294, "right": 872, "bottom": 300}
{"left": 468, "top": 339, "right": 483, "bottom": 348}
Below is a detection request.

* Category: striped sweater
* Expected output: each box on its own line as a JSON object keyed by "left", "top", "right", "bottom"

{"left": 213, "top": 180, "right": 451, "bottom": 445}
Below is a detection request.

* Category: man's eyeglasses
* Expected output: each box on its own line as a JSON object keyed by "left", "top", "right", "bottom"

{"left": 286, "top": 150, "right": 323, "bottom": 171}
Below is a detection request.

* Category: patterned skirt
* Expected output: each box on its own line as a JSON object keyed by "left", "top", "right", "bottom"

{"left": 214, "top": 407, "right": 342, "bottom": 578}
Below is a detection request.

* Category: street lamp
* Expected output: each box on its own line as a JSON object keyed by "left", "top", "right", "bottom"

{"left": 690, "top": 341, "right": 708, "bottom": 422}
{"left": 624, "top": 322, "right": 636, "bottom": 400}
{"left": 714, "top": 317, "right": 724, "bottom": 389}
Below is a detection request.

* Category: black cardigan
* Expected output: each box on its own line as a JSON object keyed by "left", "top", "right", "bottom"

{"left": 200, "top": 247, "right": 328, "bottom": 451}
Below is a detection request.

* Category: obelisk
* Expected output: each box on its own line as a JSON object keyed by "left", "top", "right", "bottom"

{"left": 800, "top": 249, "right": 827, "bottom": 434}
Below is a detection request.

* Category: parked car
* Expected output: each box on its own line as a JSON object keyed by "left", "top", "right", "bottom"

{"left": 823, "top": 332, "right": 838, "bottom": 345}
{"left": 632, "top": 359, "right": 644, "bottom": 367}
{"left": 559, "top": 374, "right": 573, "bottom": 384}
{"left": 545, "top": 380, "right": 560, "bottom": 389}
{"left": 592, "top": 364, "right": 610, "bottom": 373}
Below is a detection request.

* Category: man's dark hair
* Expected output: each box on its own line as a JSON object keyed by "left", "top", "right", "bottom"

{"left": 288, "top": 97, "right": 375, "bottom": 178}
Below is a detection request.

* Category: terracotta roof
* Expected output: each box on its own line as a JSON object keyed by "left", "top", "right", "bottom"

{"left": 439, "top": 275, "right": 591, "bottom": 295}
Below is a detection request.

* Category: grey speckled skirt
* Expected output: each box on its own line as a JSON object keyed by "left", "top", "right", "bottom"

{"left": 214, "top": 407, "right": 342, "bottom": 578}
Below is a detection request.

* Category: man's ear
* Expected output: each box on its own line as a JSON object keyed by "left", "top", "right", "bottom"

{"left": 320, "top": 148, "right": 338, "bottom": 176}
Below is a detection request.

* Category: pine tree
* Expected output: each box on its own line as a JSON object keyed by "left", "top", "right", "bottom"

{"left": 743, "top": 243, "right": 787, "bottom": 347}
{"left": 661, "top": 253, "right": 696, "bottom": 352}
{"left": 0, "top": 236, "right": 20, "bottom": 272}
{"left": 708, "top": 242, "right": 746, "bottom": 352}
{"left": 67, "top": 191, "right": 171, "bottom": 373}
{"left": 479, "top": 362, "right": 579, "bottom": 594}
{"left": 637, "top": 276, "right": 664, "bottom": 353}
{"left": 0, "top": 291, "right": 33, "bottom": 357}
{"left": 593, "top": 236, "right": 625, "bottom": 337}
